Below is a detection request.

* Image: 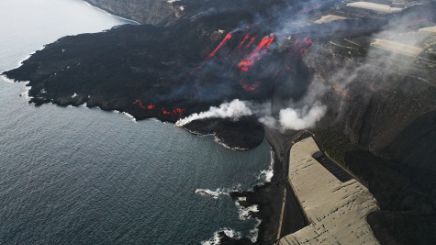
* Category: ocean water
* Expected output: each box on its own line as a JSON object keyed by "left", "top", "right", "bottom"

{"left": 0, "top": 0, "right": 272, "bottom": 244}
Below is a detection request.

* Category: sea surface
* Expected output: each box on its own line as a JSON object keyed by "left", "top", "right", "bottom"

{"left": 0, "top": 0, "right": 272, "bottom": 244}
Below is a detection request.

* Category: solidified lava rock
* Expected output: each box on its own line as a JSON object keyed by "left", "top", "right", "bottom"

{"left": 83, "top": 0, "right": 179, "bottom": 26}
{"left": 4, "top": 0, "right": 436, "bottom": 243}
{"left": 345, "top": 150, "right": 436, "bottom": 245}
{"left": 182, "top": 116, "right": 265, "bottom": 150}
{"left": 3, "top": 0, "right": 315, "bottom": 123}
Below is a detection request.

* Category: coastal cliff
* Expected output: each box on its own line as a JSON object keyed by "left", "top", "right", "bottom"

{"left": 83, "top": 0, "right": 179, "bottom": 25}
{"left": 3, "top": 0, "right": 436, "bottom": 243}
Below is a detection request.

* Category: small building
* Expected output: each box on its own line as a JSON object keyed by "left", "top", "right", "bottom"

{"left": 370, "top": 39, "right": 424, "bottom": 58}
{"left": 346, "top": 2, "right": 403, "bottom": 14}
{"left": 370, "top": 39, "right": 436, "bottom": 66}
{"left": 419, "top": 26, "right": 436, "bottom": 36}
{"left": 314, "top": 15, "right": 348, "bottom": 24}
{"left": 279, "top": 137, "right": 380, "bottom": 245}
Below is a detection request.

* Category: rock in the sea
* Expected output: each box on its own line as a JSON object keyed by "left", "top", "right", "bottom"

{"left": 182, "top": 116, "right": 265, "bottom": 150}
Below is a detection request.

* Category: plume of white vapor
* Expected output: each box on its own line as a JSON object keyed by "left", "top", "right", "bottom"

{"left": 278, "top": 102, "right": 326, "bottom": 130}
{"left": 177, "top": 99, "right": 253, "bottom": 126}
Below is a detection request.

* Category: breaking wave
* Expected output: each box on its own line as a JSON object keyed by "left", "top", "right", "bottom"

{"left": 257, "top": 150, "right": 275, "bottom": 184}
{"left": 235, "top": 197, "right": 259, "bottom": 220}
{"left": 197, "top": 146, "right": 275, "bottom": 244}
{"left": 195, "top": 188, "right": 231, "bottom": 199}
{"left": 121, "top": 112, "right": 137, "bottom": 122}
{"left": 201, "top": 228, "right": 242, "bottom": 245}
{"left": 248, "top": 218, "right": 262, "bottom": 243}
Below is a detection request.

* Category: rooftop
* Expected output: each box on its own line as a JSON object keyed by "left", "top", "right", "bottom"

{"left": 346, "top": 2, "right": 403, "bottom": 14}
{"left": 419, "top": 26, "right": 436, "bottom": 36}
{"left": 279, "top": 137, "right": 380, "bottom": 245}
{"left": 370, "top": 39, "right": 424, "bottom": 57}
{"left": 314, "top": 15, "right": 348, "bottom": 24}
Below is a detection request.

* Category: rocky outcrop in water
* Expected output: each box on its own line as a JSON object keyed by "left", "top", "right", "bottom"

{"left": 182, "top": 117, "right": 265, "bottom": 150}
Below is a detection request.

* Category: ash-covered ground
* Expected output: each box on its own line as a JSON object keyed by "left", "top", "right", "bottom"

{"left": 4, "top": 0, "right": 436, "bottom": 243}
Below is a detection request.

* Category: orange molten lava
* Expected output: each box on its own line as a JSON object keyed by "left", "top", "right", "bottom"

{"left": 162, "top": 108, "right": 186, "bottom": 117}
{"left": 242, "top": 84, "right": 259, "bottom": 91}
{"left": 235, "top": 34, "right": 250, "bottom": 51}
{"left": 237, "top": 36, "right": 275, "bottom": 71}
{"left": 138, "top": 100, "right": 146, "bottom": 109}
{"left": 147, "top": 105, "right": 155, "bottom": 110}
{"left": 240, "top": 37, "right": 256, "bottom": 54}
{"left": 204, "top": 32, "right": 233, "bottom": 61}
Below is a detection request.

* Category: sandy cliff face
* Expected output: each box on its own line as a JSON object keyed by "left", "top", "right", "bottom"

{"left": 84, "top": 0, "right": 179, "bottom": 25}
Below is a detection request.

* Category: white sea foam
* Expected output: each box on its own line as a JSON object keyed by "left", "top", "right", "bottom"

{"left": 78, "top": 102, "right": 89, "bottom": 109}
{"left": 16, "top": 48, "right": 43, "bottom": 69}
{"left": 20, "top": 83, "right": 32, "bottom": 99}
{"left": 235, "top": 199, "right": 259, "bottom": 220}
{"left": 248, "top": 218, "right": 262, "bottom": 243}
{"left": 1, "top": 75, "right": 14, "bottom": 84}
{"left": 195, "top": 188, "right": 230, "bottom": 199}
{"left": 201, "top": 228, "right": 241, "bottom": 245}
{"left": 122, "top": 112, "right": 137, "bottom": 122}
{"left": 257, "top": 150, "right": 275, "bottom": 184}
{"left": 214, "top": 136, "right": 249, "bottom": 151}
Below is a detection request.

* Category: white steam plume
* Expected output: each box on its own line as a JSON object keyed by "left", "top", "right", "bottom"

{"left": 258, "top": 101, "right": 326, "bottom": 130}
{"left": 177, "top": 99, "right": 253, "bottom": 126}
{"left": 278, "top": 102, "right": 326, "bottom": 130}
{"left": 177, "top": 97, "right": 326, "bottom": 130}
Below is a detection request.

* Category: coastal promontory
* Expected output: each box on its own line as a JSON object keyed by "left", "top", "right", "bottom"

{"left": 4, "top": 0, "right": 436, "bottom": 243}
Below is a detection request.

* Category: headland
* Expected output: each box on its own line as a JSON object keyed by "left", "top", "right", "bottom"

{"left": 3, "top": 0, "right": 436, "bottom": 243}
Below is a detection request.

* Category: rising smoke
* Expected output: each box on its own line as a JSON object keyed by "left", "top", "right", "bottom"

{"left": 277, "top": 102, "right": 326, "bottom": 130}
{"left": 178, "top": 98, "right": 327, "bottom": 131}
{"left": 176, "top": 0, "right": 436, "bottom": 132}
{"left": 177, "top": 99, "right": 253, "bottom": 126}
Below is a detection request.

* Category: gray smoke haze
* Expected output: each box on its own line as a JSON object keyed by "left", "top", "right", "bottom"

{"left": 179, "top": 1, "right": 436, "bottom": 131}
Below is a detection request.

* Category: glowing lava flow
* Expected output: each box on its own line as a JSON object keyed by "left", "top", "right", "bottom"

{"left": 237, "top": 36, "right": 275, "bottom": 71}
{"left": 138, "top": 100, "right": 156, "bottom": 110}
{"left": 204, "top": 32, "right": 233, "bottom": 61}
{"left": 235, "top": 34, "right": 250, "bottom": 51}
{"left": 138, "top": 100, "right": 146, "bottom": 109}
{"left": 240, "top": 37, "right": 256, "bottom": 54}
{"left": 162, "top": 108, "right": 186, "bottom": 117}
{"left": 242, "top": 83, "right": 259, "bottom": 91}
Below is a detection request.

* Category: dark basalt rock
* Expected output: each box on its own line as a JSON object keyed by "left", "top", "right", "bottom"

{"left": 3, "top": 0, "right": 328, "bottom": 126}
{"left": 83, "top": 0, "right": 179, "bottom": 26}
{"left": 182, "top": 116, "right": 265, "bottom": 150}
{"left": 346, "top": 150, "right": 436, "bottom": 245}
{"left": 4, "top": 0, "right": 436, "bottom": 243}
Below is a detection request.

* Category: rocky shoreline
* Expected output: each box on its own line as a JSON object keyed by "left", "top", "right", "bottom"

{"left": 4, "top": 0, "right": 436, "bottom": 243}
{"left": 209, "top": 129, "right": 310, "bottom": 244}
